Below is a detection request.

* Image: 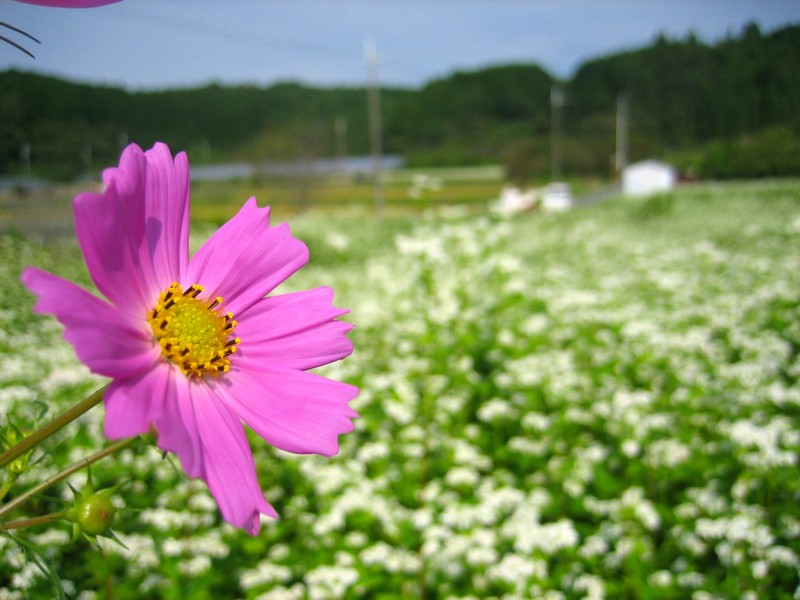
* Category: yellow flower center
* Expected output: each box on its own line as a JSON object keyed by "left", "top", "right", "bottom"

{"left": 148, "top": 282, "right": 240, "bottom": 378}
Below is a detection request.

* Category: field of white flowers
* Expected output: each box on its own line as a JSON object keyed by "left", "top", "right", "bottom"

{"left": 2, "top": 180, "right": 800, "bottom": 599}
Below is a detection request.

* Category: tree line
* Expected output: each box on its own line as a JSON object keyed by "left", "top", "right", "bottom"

{"left": 1, "top": 22, "right": 798, "bottom": 181}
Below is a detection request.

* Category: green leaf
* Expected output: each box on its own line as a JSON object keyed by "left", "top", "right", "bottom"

{"left": 3, "top": 532, "right": 67, "bottom": 600}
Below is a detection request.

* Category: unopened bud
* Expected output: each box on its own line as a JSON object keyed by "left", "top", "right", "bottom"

{"left": 76, "top": 492, "right": 116, "bottom": 536}
{"left": 7, "top": 457, "right": 29, "bottom": 476}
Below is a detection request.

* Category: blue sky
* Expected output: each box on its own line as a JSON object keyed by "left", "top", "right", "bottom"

{"left": 1, "top": 0, "right": 798, "bottom": 90}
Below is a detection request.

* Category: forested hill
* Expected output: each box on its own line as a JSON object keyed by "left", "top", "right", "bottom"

{"left": 1, "top": 22, "right": 798, "bottom": 180}
{"left": 0, "top": 74, "right": 412, "bottom": 179}
{"left": 564, "top": 23, "right": 800, "bottom": 175}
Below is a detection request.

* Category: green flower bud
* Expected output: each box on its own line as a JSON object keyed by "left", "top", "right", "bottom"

{"left": 76, "top": 492, "right": 116, "bottom": 536}
{"left": 65, "top": 466, "right": 129, "bottom": 546}
{"left": 7, "top": 456, "right": 29, "bottom": 476}
{"left": 3, "top": 425, "right": 33, "bottom": 479}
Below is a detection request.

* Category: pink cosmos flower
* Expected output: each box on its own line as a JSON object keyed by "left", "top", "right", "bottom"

{"left": 11, "top": 1, "right": 121, "bottom": 7}
{"left": 4, "top": 0, "right": 121, "bottom": 58}
{"left": 22, "top": 143, "right": 358, "bottom": 535}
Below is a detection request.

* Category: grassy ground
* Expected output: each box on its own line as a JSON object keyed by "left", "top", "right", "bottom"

{"left": 189, "top": 176, "right": 503, "bottom": 224}
{"left": 0, "top": 172, "right": 504, "bottom": 241}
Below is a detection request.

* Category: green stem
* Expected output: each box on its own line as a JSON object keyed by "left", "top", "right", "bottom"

{"left": 417, "top": 385, "right": 433, "bottom": 600}
{"left": 0, "top": 385, "right": 107, "bottom": 471}
{"left": 0, "top": 436, "right": 135, "bottom": 520}
{"left": 0, "top": 510, "right": 66, "bottom": 531}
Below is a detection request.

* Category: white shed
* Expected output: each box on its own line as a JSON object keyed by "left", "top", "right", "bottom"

{"left": 622, "top": 160, "right": 676, "bottom": 198}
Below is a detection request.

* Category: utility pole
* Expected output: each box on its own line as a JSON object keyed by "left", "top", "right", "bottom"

{"left": 615, "top": 94, "right": 629, "bottom": 177}
{"left": 20, "top": 142, "right": 31, "bottom": 179}
{"left": 550, "top": 85, "right": 565, "bottom": 182}
{"left": 364, "top": 36, "right": 384, "bottom": 216}
{"left": 80, "top": 143, "right": 92, "bottom": 181}
{"left": 335, "top": 116, "right": 348, "bottom": 175}
{"left": 116, "top": 130, "right": 129, "bottom": 154}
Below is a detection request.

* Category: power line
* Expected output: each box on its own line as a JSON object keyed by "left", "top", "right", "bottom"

{"left": 112, "top": 5, "right": 353, "bottom": 58}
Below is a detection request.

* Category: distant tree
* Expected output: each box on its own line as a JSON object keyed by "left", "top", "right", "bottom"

{"left": 1, "top": 24, "right": 799, "bottom": 179}
{"left": 387, "top": 64, "right": 553, "bottom": 167}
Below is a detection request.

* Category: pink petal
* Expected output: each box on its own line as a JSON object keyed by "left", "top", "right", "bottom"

{"left": 143, "top": 144, "right": 190, "bottom": 294}
{"left": 151, "top": 370, "right": 205, "bottom": 479}
{"left": 12, "top": 0, "right": 121, "bottom": 6}
{"left": 108, "top": 368, "right": 277, "bottom": 533}
{"left": 103, "top": 363, "right": 169, "bottom": 439}
{"left": 222, "top": 363, "right": 359, "bottom": 457}
{"left": 74, "top": 143, "right": 189, "bottom": 316}
{"left": 21, "top": 267, "right": 159, "bottom": 379}
{"left": 186, "top": 199, "right": 308, "bottom": 315}
{"left": 194, "top": 380, "right": 278, "bottom": 534}
{"left": 105, "top": 364, "right": 210, "bottom": 483}
{"left": 236, "top": 287, "right": 354, "bottom": 370}
{"left": 74, "top": 145, "right": 151, "bottom": 313}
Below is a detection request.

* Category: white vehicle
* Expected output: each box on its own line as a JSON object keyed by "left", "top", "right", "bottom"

{"left": 541, "top": 182, "right": 572, "bottom": 211}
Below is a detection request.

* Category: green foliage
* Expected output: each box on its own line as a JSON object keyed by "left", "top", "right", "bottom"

{"left": 699, "top": 127, "right": 800, "bottom": 179}
{"left": 2, "top": 180, "right": 800, "bottom": 597}
{"left": 388, "top": 64, "right": 553, "bottom": 167}
{"left": 564, "top": 23, "right": 800, "bottom": 176}
{"left": 0, "top": 72, "right": 411, "bottom": 180}
{"left": 3, "top": 23, "right": 799, "bottom": 180}
{"left": 568, "top": 24, "right": 800, "bottom": 147}
{"left": 632, "top": 192, "right": 675, "bottom": 220}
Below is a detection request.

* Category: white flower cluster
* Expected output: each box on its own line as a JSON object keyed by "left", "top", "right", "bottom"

{"left": 3, "top": 183, "right": 800, "bottom": 597}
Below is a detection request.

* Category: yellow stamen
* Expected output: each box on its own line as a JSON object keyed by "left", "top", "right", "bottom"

{"left": 147, "top": 282, "right": 240, "bottom": 378}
